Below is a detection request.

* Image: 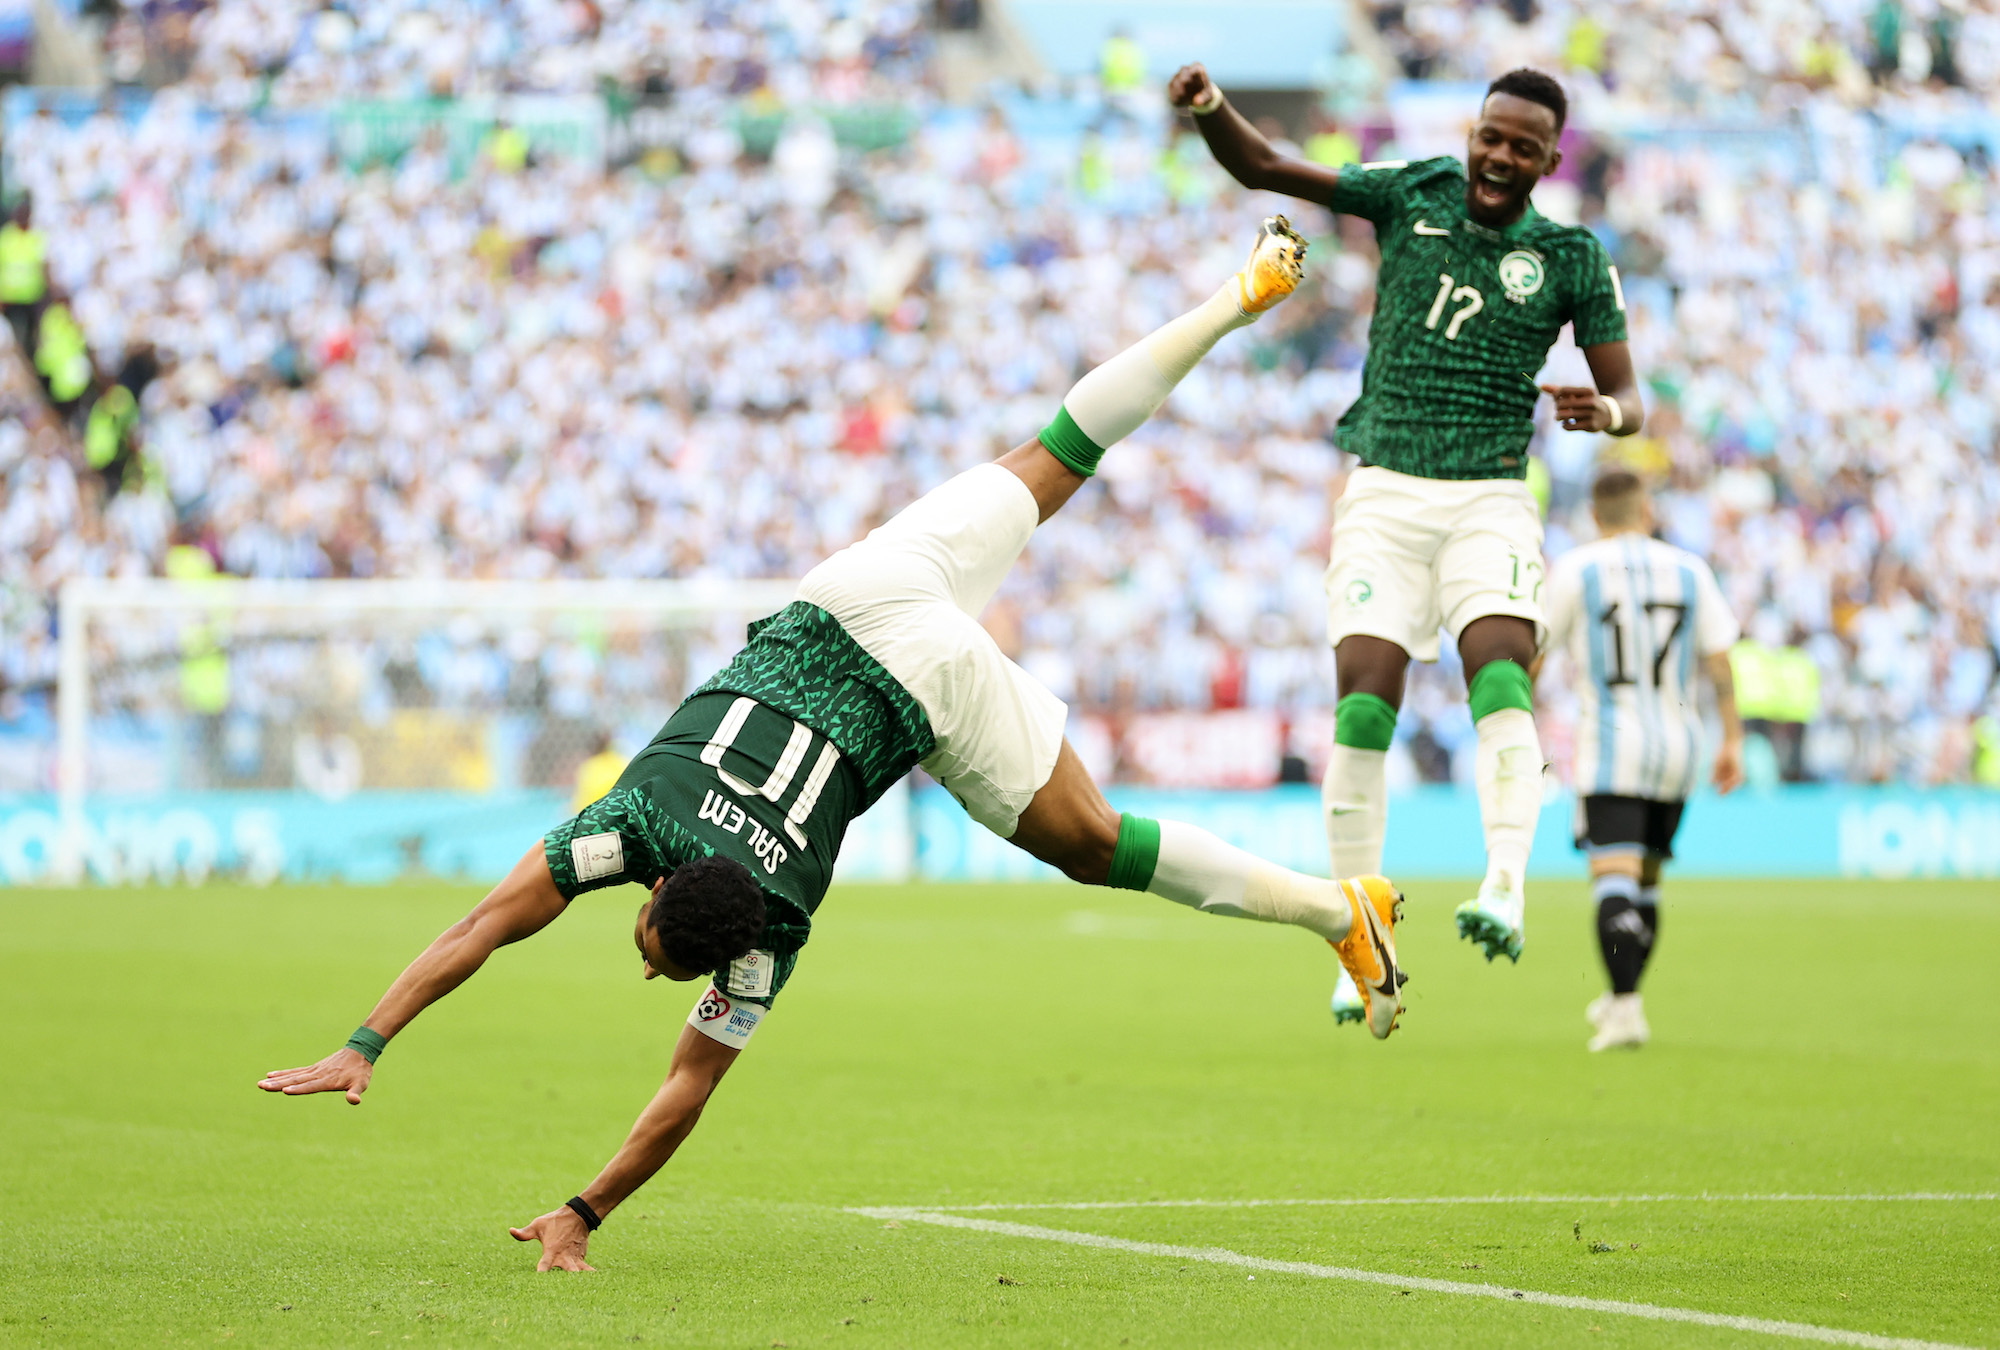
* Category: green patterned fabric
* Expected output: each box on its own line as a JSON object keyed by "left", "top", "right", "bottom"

{"left": 1327, "top": 156, "right": 1628, "bottom": 481}
{"left": 694, "top": 601, "right": 936, "bottom": 805}
{"left": 543, "top": 603, "right": 936, "bottom": 1006}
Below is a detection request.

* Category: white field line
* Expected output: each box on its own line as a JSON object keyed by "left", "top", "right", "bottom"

{"left": 910, "top": 1192, "right": 1999, "bottom": 1213}
{"left": 849, "top": 1206, "right": 1979, "bottom": 1350}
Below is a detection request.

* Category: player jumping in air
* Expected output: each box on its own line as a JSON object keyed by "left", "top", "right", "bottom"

{"left": 1168, "top": 64, "right": 1644, "bottom": 1000}
{"left": 1541, "top": 469, "right": 1743, "bottom": 1050}
{"left": 258, "top": 222, "right": 1408, "bottom": 1274}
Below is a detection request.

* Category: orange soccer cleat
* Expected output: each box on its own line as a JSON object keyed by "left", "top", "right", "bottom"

{"left": 1233, "top": 215, "right": 1308, "bottom": 315}
{"left": 1329, "top": 874, "right": 1407, "bottom": 1040}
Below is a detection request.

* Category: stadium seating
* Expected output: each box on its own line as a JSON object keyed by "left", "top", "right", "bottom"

{"left": 1, "top": 0, "right": 1996, "bottom": 788}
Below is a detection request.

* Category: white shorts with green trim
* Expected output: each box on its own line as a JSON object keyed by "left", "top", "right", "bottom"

{"left": 796, "top": 463, "right": 1065, "bottom": 838}
{"left": 1325, "top": 466, "right": 1547, "bottom": 664}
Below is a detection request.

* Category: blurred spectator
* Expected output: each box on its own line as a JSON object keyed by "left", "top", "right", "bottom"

{"left": 0, "top": 194, "right": 47, "bottom": 354}
{"left": 573, "top": 728, "right": 627, "bottom": 810}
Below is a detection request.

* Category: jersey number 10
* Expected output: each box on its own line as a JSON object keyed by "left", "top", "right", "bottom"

{"left": 699, "top": 696, "right": 843, "bottom": 850}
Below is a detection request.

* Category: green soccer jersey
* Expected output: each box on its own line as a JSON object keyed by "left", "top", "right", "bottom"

{"left": 1326, "top": 156, "right": 1629, "bottom": 481}
{"left": 543, "top": 601, "right": 935, "bottom": 1005}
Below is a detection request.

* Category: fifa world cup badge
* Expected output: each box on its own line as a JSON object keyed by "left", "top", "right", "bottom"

{"left": 571, "top": 832, "right": 625, "bottom": 881}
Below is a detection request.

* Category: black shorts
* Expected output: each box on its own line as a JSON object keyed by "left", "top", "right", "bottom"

{"left": 1574, "top": 794, "right": 1685, "bottom": 858}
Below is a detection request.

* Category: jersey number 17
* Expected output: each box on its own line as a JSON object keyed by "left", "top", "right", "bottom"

{"left": 1425, "top": 273, "right": 1485, "bottom": 340}
{"left": 1597, "top": 601, "right": 1687, "bottom": 687}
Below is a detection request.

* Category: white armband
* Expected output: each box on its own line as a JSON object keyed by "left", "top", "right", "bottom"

{"left": 1190, "top": 83, "right": 1224, "bottom": 116}
{"left": 688, "top": 984, "right": 766, "bottom": 1048}
{"left": 1596, "top": 394, "right": 1624, "bottom": 433}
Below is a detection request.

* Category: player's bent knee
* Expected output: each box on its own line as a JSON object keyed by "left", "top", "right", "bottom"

{"left": 1010, "top": 746, "right": 1120, "bottom": 885}
{"left": 1459, "top": 615, "right": 1539, "bottom": 674}
{"left": 1468, "top": 657, "right": 1535, "bottom": 721}
{"left": 1333, "top": 636, "right": 1409, "bottom": 705}
{"left": 1019, "top": 806, "right": 1118, "bottom": 885}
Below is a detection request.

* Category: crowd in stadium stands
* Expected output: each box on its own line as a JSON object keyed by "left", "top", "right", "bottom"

{"left": 1364, "top": 0, "right": 2000, "bottom": 111}
{"left": 2, "top": 0, "right": 1999, "bottom": 790}
{"left": 108, "top": 0, "right": 937, "bottom": 107}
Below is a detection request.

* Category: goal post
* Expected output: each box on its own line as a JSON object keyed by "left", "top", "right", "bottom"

{"left": 43, "top": 575, "right": 910, "bottom": 886}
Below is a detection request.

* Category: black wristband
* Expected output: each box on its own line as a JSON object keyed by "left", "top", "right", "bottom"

{"left": 565, "top": 1196, "right": 602, "bottom": 1231}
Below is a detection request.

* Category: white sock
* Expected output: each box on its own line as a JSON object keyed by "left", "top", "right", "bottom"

{"left": 1146, "top": 819, "right": 1352, "bottom": 942}
{"left": 1061, "top": 283, "right": 1258, "bottom": 451}
{"left": 1321, "top": 745, "right": 1387, "bottom": 878}
{"left": 1475, "top": 708, "right": 1543, "bottom": 895}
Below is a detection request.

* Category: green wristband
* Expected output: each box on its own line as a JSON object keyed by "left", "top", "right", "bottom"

{"left": 345, "top": 1026, "right": 388, "bottom": 1064}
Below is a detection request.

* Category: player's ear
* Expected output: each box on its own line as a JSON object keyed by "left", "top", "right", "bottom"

{"left": 1543, "top": 145, "right": 1563, "bottom": 176}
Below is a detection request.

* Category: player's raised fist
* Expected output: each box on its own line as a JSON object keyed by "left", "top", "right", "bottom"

{"left": 1167, "top": 63, "right": 1214, "bottom": 110}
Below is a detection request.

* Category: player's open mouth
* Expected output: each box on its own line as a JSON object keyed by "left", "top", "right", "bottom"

{"left": 1473, "top": 174, "right": 1511, "bottom": 208}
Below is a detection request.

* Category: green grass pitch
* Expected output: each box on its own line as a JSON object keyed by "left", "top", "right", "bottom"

{"left": 2, "top": 877, "right": 1996, "bottom": 1347}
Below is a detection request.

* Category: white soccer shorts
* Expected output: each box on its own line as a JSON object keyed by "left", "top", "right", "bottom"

{"left": 1324, "top": 465, "right": 1547, "bottom": 663}
{"left": 796, "top": 462, "right": 1066, "bottom": 838}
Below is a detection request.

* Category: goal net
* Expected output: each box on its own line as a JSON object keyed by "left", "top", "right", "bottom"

{"left": 37, "top": 575, "right": 903, "bottom": 885}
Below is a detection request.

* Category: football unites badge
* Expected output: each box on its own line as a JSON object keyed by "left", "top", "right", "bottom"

{"left": 1497, "top": 250, "right": 1545, "bottom": 301}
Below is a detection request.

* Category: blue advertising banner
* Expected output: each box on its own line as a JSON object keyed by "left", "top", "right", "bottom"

{"left": 0, "top": 782, "right": 915, "bottom": 887}
{"left": 2, "top": 785, "right": 1997, "bottom": 886}
{"left": 916, "top": 785, "right": 2000, "bottom": 882}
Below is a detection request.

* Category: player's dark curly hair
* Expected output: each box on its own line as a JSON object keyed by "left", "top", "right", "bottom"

{"left": 1486, "top": 68, "right": 1567, "bottom": 135}
{"left": 647, "top": 856, "right": 766, "bottom": 975}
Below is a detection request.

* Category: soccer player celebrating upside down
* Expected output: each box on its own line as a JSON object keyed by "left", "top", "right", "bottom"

{"left": 1169, "top": 63, "right": 1644, "bottom": 1001}
{"left": 259, "top": 222, "right": 1406, "bottom": 1274}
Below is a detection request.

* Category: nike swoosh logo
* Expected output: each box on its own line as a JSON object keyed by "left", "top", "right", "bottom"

{"left": 1367, "top": 944, "right": 1399, "bottom": 998}
{"left": 1413, "top": 220, "right": 1451, "bottom": 236}
{"left": 1325, "top": 804, "right": 1366, "bottom": 816}
{"left": 1355, "top": 894, "right": 1401, "bottom": 998}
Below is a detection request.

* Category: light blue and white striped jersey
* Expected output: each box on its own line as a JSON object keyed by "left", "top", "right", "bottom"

{"left": 1544, "top": 532, "right": 1739, "bottom": 802}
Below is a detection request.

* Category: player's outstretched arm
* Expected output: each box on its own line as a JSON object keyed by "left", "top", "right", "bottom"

{"left": 510, "top": 1023, "right": 739, "bottom": 1271}
{"left": 256, "top": 842, "right": 570, "bottom": 1104}
{"left": 1168, "top": 63, "right": 1341, "bottom": 203}
{"left": 1544, "top": 341, "right": 1645, "bottom": 437}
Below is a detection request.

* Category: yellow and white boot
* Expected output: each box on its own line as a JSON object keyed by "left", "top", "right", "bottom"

{"left": 1232, "top": 215, "right": 1308, "bottom": 315}
{"left": 1329, "top": 875, "right": 1406, "bottom": 1040}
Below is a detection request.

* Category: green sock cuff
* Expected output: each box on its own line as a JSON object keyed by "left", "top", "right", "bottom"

{"left": 1038, "top": 404, "right": 1107, "bottom": 477}
{"left": 1106, "top": 814, "right": 1161, "bottom": 891}
{"left": 1468, "top": 659, "right": 1535, "bottom": 721}
{"left": 1334, "top": 692, "right": 1398, "bottom": 751}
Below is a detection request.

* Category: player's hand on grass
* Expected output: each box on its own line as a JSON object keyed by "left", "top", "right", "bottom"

{"left": 1712, "top": 737, "right": 1745, "bottom": 795}
{"left": 1541, "top": 384, "right": 1614, "bottom": 432}
{"left": 510, "top": 1207, "right": 596, "bottom": 1272}
{"left": 1167, "top": 63, "right": 1215, "bottom": 110}
{"left": 256, "top": 1048, "right": 374, "bottom": 1105}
